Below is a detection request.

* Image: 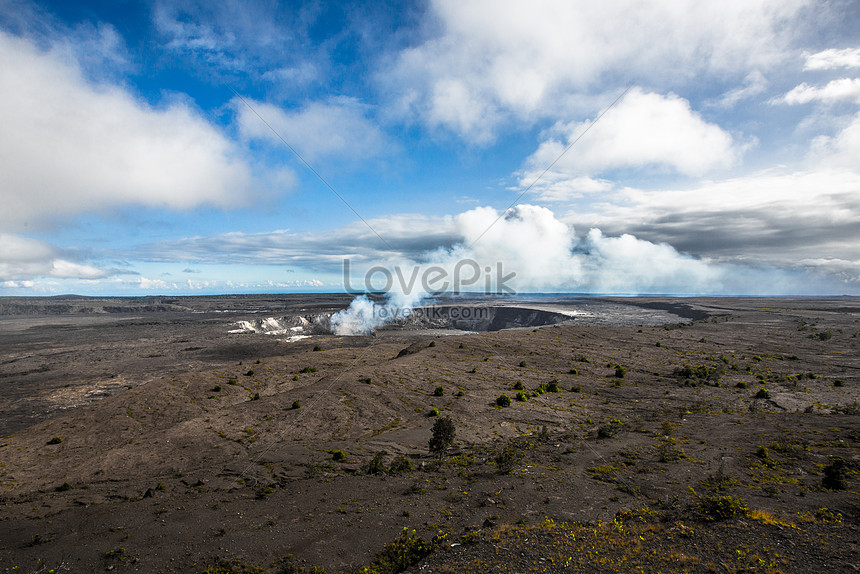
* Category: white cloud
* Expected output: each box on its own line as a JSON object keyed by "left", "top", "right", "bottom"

{"left": 521, "top": 89, "right": 740, "bottom": 185}
{"left": 804, "top": 47, "right": 860, "bottom": 70}
{"left": 562, "top": 168, "right": 860, "bottom": 271}
{"left": 781, "top": 78, "right": 860, "bottom": 105}
{"left": 235, "top": 97, "right": 388, "bottom": 163}
{"left": 710, "top": 70, "right": 768, "bottom": 108}
{"left": 0, "top": 31, "right": 257, "bottom": 232}
{"left": 384, "top": 0, "right": 810, "bottom": 141}
{"left": 809, "top": 112, "right": 860, "bottom": 168}
{"left": 0, "top": 234, "right": 111, "bottom": 281}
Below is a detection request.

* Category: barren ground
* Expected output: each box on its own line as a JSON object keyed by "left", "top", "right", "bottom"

{"left": 0, "top": 296, "right": 858, "bottom": 573}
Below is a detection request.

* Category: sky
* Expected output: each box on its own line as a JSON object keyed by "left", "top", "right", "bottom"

{"left": 1, "top": 0, "right": 859, "bottom": 297}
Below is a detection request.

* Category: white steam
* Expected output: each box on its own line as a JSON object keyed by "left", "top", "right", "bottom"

{"left": 331, "top": 204, "right": 723, "bottom": 335}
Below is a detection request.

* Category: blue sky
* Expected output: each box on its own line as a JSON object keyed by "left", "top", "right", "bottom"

{"left": 1, "top": 0, "right": 859, "bottom": 296}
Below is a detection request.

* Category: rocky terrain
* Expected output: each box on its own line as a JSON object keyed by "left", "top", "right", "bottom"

{"left": 0, "top": 296, "right": 857, "bottom": 573}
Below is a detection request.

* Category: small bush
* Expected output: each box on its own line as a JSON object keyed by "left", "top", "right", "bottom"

{"left": 513, "top": 380, "right": 524, "bottom": 390}
{"left": 299, "top": 366, "right": 316, "bottom": 373}
{"left": 755, "top": 388, "right": 770, "bottom": 399}
{"left": 389, "top": 455, "right": 414, "bottom": 474}
{"left": 427, "top": 408, "right": 439, "bottom": 417}
{"left": 428, "top": 416, "right": 456, "bottom": 459}
{"left": 312, "top": 345, "right": 323, "bottom": 352}
{"left": 697, "top": 494, "right": 748, "bottom": 521}
{"left": 46, "top": 436, "right": 62, "bottom": 445}
{"left": 833, "top": 379, "right": 845, "bottom": 387}
{"left": 428, "top": 341, "right": 436, "bottom": 347}
{"left": 56, "top": 481, "right": 72, "bottom": 492}
{"left": 291, "top": 400, "right": 301, "bottom": 409}
{"left": 251, "top": 392, "right": 260, "bottom": 401}
{"left": 822, "top": 458, "right": 850, "bottom": 490}
{"left": 363, "top": 451, "right": 388, "bottom": 475}
{"left": 244, "top": 369, "right": 254, "bottom": 377}
{"left": 227, "top": 378, "right": 237, "bottom": 385}
{"left": 735, "top": 381, "right": 747, "bottom": 389}
{"left": 568, "top": 367, "right": 578, "bottom": 375}
{"left": 519, "top": 360, "right": 527, "bottom": 367}
{"left": 359, "top": 376, "right": 372, "bottom": 384}
{"left": 597, "top": 419, "right": 623, "bottom": 438}
{"left": 614, "top": 366, "right": 626, "bottom": 378}
{"left": 331, "top": 450, "right": 346, "bottom": 462}
{"left": 212, "top": 385, "right": 222, "bottom": 392}
{"left": 432, "top": 386, "right": 444, "bottom": 396}
{"left": 515, "top": 391, "right": 529, "bottom": 402}
{"left": 546, "top": 379, "right": 559, "bottom": 392}
{"left": 455, "top": 390, "right": 464, "bottom": 397}
{"left": 495, "top": 445, "right": 522, "bottom": 474}
{"left": 368, "top": 528, "right": 432, "bottom": 574}
{"left": 496, "top": 394, "right": 511, "bottom": 408}
{"left": 571, "top": 385, "right": 581, "bottom": 393}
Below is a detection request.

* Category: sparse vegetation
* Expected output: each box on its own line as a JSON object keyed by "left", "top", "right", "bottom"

{"left": 432, "top": 386, "right": 444, "bottom": 396}
{"left": 46, "top": 436, "right": 62, "bottom": 445}
{"left": 496, "top": 394, "right": 511, "bottom": 407}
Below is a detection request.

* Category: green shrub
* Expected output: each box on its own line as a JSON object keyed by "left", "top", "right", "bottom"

{"left": 597, "top": 419, "right": 623, "bottom": 438}
{"left": 331, "top": 450, "right": 346, "bottom": 462}
{"left": 312, "top": 345, "right": 323, "bottom": 351}
{"left": 696, "top": 494, "right": 748, "bottom": 521}
{"left": 546, "top": 379, "right": 559, "bottom": 392}
{"left": 389, "top": 455, "right": 414, "bottom": 474}
{"left": 56, "top": 481, "right": 72, "bottom": 492}
{"left": 614, "top": 366, "right": 626, "bottom": 378}
{"left": 428, "top": 341, "right": 436, "bottom": 347}
{"left": 212, "top": 384, "right": 221, "bottom": 392}
{"left": 515, "top": 391, "right": 528, "bottom": 402}
{"left": 291, "top": 400, "right": 301, "bottom": 409}
{"left": 455, "top": 390, "right": 464, "bottom": 397}
{"left": 428, "top": 416, "right": 456, "bottom": 459}
{"left": 518, "top": 360, "right": 527, "bottom": 367}
{"left": 368, "top": 528, "right": 432, "bottom": 574}
{"left": 427, "top": 408, "right": 439, "bottom": 417}
{"left": 46, "top": 436, "right": 62, "bottom": 445}
{"left": 227, "top": 378, "right": 237, "bottom": 385}
{"left": 513, "top": 380, "right": 525, "bottom": 390}
{"left": 244, "top": 369, "right": 254, "bottom": 377}
{"left": 432, "top": 386, "right": 444, "bottom": 396}
{"left": 364, "top": 451, "right": 388, "bottom": 475}
{"left": 495, "top": 445, "right": 522, "bottom": 474}
{"left": 251, "top": 392, "right": 260, "bottom": 401}
{"left": 822, "top": 458, "right": 850, "bottom": 490}
{"left": 833, "top": 379, "right": 845, "bottom": 387}
{"left": 299, "top": 366, "right": 316, "bottom": 373}
{"left": 496, "top": 394, "right": 511, "bottom": 407}
{"left": 568, "top": 367, "right": 578, "bottom": 375}
{"left": 736, "top": 381, "right": 747, "bottom": 389}
{"left": 571, "top": 385, "right": 581, "bottom": 393}
{"left": 755, "top": 388, "right": 770, "bottom": 399}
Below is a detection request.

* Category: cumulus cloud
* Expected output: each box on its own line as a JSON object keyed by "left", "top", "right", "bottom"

{"left": 0, "top": 30, "right": 258, "bottom": 232}
{"left": 0, "top": 234, "right": 112, "bottom": 281}
{"left": 384, "top": 0, "right": 810, "bottom": 141}
{"left": 563, "top": 169, "right": 860, "bottom": 271}
{"left": 520, "top": 89, "right": 741, "bottom": 196}
{"left": 781, "top": 78, "right": 860, "bottom": 105}
{"left": 804, "top": 47, "right": 860, "bottom": 70}
{"left": 809, "top": 112, "right": 860, "bottom": 168}
{"left": 235, "top": 96, "right": 389, "bottom": 164}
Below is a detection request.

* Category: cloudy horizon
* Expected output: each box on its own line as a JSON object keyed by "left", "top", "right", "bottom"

{"left": 1, "top": 1, "right": 859, "bottom": 296}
